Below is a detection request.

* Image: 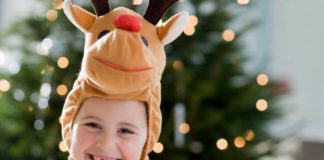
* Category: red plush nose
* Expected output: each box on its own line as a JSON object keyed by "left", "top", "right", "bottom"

{"left": 114, "top": 14, "right": 142, "bottom": 32}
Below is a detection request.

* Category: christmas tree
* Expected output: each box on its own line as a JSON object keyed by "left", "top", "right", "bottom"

{"left": 0, "top": 0, "right": 286, "bottom": 159}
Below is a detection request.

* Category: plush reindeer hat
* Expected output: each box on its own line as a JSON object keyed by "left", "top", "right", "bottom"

{"left": 59, "top": 0, "right": 189, "bottom": 159}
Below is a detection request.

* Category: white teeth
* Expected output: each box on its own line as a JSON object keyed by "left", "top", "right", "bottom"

{"left": 92, "top": 155, "right": 121, "bottom": 160}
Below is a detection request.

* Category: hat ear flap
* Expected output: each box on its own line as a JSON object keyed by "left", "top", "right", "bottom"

{"left": 64, "top": 0, "right": 96, "bottom": 32}
{"left": 157, "top": 11, "right": 189, "bottom": 45}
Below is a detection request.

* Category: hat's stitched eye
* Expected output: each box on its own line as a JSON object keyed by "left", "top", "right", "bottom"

{"left": 98, "top": 30, "right": 110, "bottom": 39}
{"left": 141, "top": 36, "right": 148, "bottom": 47}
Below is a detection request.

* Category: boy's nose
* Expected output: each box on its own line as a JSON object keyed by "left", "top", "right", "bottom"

{"left": 89, "top": 133, "right": 123, "bottom": 158}
{"left": 114, "top": 14, "right": 142, "bottom": 32}
{"left": 97, "top": 135, "right": 113, "bottom": 148}
{"left": 95, "top": 133, "right": 119, "bottom": 153}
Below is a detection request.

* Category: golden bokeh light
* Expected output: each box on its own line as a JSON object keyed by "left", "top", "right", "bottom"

{"left": 237, "top": 0, "right": 250, "bottom": 5}
{"left": 57, "top": 84, "right": 68, "bottom": 96}
{"left": 189, "top": 16, "right": 199, "bottom": 27}
{"left": 53, "top": 0, "right": 64, "bottom": 10}
{"left": 179, "top": 123, "right": 190, "bottom": 134}
{"left": 244, "top": 129, "right": 255, "bottom": 141}
{"left": 153, "top": 142, "right": 164, "bottom": 154}
{"left": 49, "top": 66, "right": 55, "bottom": 72}
{"left": 28, "top": 106, "right": 34, "bottom": 112}
{"left": 46, "top": 9, "right": 58, "bottom": 21}
{"left": 0, "top": 79, "right": 10, "bottom": 92}
{"left": 223, "top": 29, "right": 235, "bottom": 42}
{"left": 59, "top": 141, "right": 69, "bottom": 152}
{"left": 256, "top": 99, "right": 268, "bottom": 111}
{"left": 216, "top": 138, "right": 228, "bottom": 150}
{"left": 173, "top": 60, "right": 184, "bottom": 71}
{"left": 57, "top": 57, "right": 69, "bottom": 69}
{"left": 257, "top": 74, "right": 269, "bottom": 86}
{"left": 133, "top": 0, "right": 143, "bottom": 5}
{"left": 234, "top": 136, "right": 246, "bottom": 148}
{"left": 184, "top": 26, "right": 195, "bottom": 36}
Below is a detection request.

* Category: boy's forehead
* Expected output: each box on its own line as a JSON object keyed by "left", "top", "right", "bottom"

{"left": 77, "top": 97, "right": 147, "bottom": 121}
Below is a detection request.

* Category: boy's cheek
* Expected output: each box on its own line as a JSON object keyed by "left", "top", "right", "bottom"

{"left": 71, "top": 126, "right": 97, "bottom": 151}
{"left": 119, "top": 136, "right": 146, "bottom": 155}
{"left": 119, "top": 139, "right": 145, "bottom": 160}
{"left": 70, "top": 126, "right": 100, "bottom": 159}
{"left": 74, "top": 126, "right": 97, "bottom": 142}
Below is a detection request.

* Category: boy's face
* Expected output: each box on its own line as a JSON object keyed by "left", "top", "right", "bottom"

{"left": 70, "top": 97, "right": 147, "bottom": 160}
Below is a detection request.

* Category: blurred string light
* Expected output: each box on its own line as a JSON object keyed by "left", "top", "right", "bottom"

{"left": 37, "top": 44, "right": 49, "bottom": 56}
{"left": 216, "top": 138, "right": 228, "bottom": 151}
{"left": 53, "top": 0, "right": 64, "bottom": 10}
{"left": 223, "top": 29, "right": 235, "bottom": 42}
{"left": 198, "top": 0, "right": 217, "bottom": 16}
{"left": 42, "top": 38, "right": 54, "bottom": 50}
{"left": 190, "top": 141, "right": 204, "bottom": 154}
{"left": 37, "top": 37, "right": 54, "bottom": 56}
{"left": 30, "top": 92, "right": 40, "bottom": 103}
{"left": 0, "top": 79, "right": 11, "bottom": 92}
{"left": 237, "top": 0, "right": 250, "bottom": 5}
{"left": 189, "top": 15, "right": 199, "bottom": 26}
{"left": 190, "top": 53, "right": 205, "bottom": 65}
{"left": 13, "top": 89, "right": 25, "bottom": 101}
{"left": 179, "top": 122, "right": 190, "bottom": 134}
{"left": 38, "top": 83, "right": 51, "bottom": 110}
{"left": 0, "top": 51, "right": 20, "bottom": 75}
{"left": 184, "top": 24, "right": 195, "bottom": 36}
{"left": 184, "top": 15, "right": 198, "bottom": 36}
{"left": 256, "top": 99, "right": 268, "bottom": 111}
{"left": 132, "top": 0, "right": 143, "bottom": 5}
{"left": 57, "top": 84, "right": 68, "bottom": 96}
{"left": 8, "top": 63, "right": 21, "bottom": 74}
{"left": 244, "top": 129, "right": 255, "bottom": 141}
{"left": 57, "top": 57, "right": 69, "bottom": 69}
{"left": 59, "top": 141, "right": 69, "bottom": 152}
{"left": 153, "top": 142, "right": 164, "bottom": 154}
{"left": 173, "top": 60, "right": 184, "bottom": 71}
{"left": 38, "top": 97, "right": 49, "bottom": 110}
{"left": 234, "top": 136, "right": 246, "bottom": 148}
{"left": 40, "top": 83, "right": 52, "bottom": 97}
{"left": 34, "top": 119, "right": 45, "bottom": 131}
{"left": 257, "top": 73, "right": 269, "bottom": 86}
{"left": 46, "top": 9, "right": 58, "bottom": 21}
{"left": 28, "top": 105, "right": 34, "bottom": 112}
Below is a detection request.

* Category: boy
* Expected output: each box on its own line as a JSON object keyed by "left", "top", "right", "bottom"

{"left": 69, "top": 98, "right": 147, "bottom": 160}
{"left": 59, "top": 0, "right": 189, "bottom": 159}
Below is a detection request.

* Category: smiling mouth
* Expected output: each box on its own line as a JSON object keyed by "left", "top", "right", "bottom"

{"left": 87, "top": 153, "right": 123, "bottom": 160}
{"left": 94, "top": 57, "right": 152, "bottom": 72}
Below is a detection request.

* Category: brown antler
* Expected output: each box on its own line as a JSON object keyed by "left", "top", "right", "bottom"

{"left": 144, "top": 0, "right": 178, "bottom": 25}
{"left": 89, "top": 0, "right": 110, "bottom": 16}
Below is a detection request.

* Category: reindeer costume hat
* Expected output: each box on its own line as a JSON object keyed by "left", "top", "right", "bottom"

{"left": 60, "top": 0, "right": 189, "bottom": 159}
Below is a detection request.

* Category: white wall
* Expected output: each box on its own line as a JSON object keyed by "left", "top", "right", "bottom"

{"left": 265, "top": 0, "right": 324, "bottom": 142}
{"left": 0, "top": 0, "right": 40, "bottom": 31}
{"left": 0, "top": 0, "right": 4, "bottom": 30}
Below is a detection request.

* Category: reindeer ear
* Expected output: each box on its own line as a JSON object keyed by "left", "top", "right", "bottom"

{"left": 63, "top": 0, "right": 96, "bottom": 32}
{"left": 157, "top": 11, "right": 189, "bottom": 45}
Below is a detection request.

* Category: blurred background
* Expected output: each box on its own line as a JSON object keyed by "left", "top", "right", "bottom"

{"left": 0, "top": 0, "right": 323, "bottom": 160}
